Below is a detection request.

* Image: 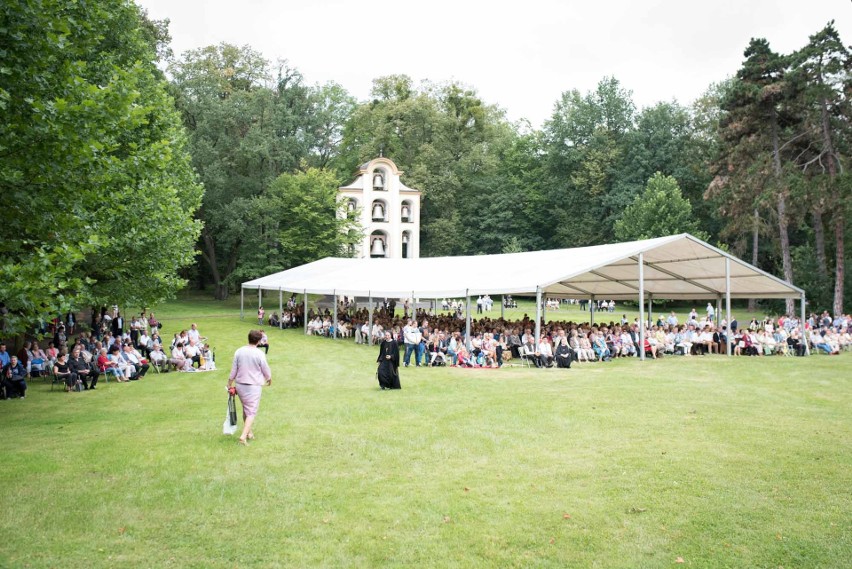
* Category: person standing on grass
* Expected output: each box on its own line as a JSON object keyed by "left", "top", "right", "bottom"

{"left": 376, "top": 330, "right": 401, "bottom": 390}
{"left": 227, "top": 330, "right": 272, "bottom": 446}
{"left": 257, "top": 306, "right": 265, "bottom": 326}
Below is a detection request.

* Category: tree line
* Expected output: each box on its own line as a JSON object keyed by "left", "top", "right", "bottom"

{"left": 1, "top": 1, "right": 848, "bottom": 337}
{"left": 168, "top": 27, "right": 848, "bottom": 316}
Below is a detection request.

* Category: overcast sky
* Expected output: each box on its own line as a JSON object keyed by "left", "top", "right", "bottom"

{"left": 136, "top": 0, "right": 851, "bottom": 127}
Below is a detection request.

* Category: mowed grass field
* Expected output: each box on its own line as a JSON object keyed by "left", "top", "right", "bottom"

{"left": 1, "top": 295, "right": 850, "bottom": 568}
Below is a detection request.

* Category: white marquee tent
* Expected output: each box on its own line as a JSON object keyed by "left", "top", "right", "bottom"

{"left": 241, "top": 233, "right": 806, "bottom": 358}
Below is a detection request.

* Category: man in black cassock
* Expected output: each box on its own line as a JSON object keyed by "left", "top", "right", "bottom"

{"left": 376, "top": 331, "right": 401, "bottom": 390}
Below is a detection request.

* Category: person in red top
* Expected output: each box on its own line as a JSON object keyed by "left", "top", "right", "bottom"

{"left": 97, "top": 347, "right": 123, "bottom": 382}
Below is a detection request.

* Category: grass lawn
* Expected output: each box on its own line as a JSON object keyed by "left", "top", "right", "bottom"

{"left": 1, "top": 295, "right": 849, "bottom": 568}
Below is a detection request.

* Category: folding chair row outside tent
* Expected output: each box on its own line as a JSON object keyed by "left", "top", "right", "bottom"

{"left": 240, "top": 234, "right": 807, "bottom": 359}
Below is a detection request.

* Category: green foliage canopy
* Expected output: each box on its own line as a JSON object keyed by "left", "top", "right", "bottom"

{"left": 0, "top": 0, "right": 202, "bottom": 335}
{"left": 614, "top": 173, "right": 706, "bottom": 242}
{"left": 229, "top": 168, "right": 361, "bottom": 283}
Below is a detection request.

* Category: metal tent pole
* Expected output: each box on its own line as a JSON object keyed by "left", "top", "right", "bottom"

{"left": 279, "top": 289, "right": 283, "bottom": 331}
{"left": 638, "top": 253, "right": 645, "bottom": 361}
{"left": 716, "top": 294, "right": 722, "bottom": 354}
{"left": 303, "top": 290, "right": 308, "bottom": 336}
{"left": 465, "top": 291, "right": 472, "bottom": 350}
{"left": 725, "top": 258, "right": 732, "bottom": 356}
{"left": 590, "top": 295, "right": 595, "bottom": 326}
{"left": 368, "top": 292, "right": 373, "bottom": 346}
{"left": 240, "top": 287, "right": 244, "bottom": 320}
{"left": 332, "top": 290, "right": 338, "bottom": 341}
{"left": 801, "top": 293, "right": 809, "bottom": 355}
{"left": 501, "top": 294, "right": 504, "bottom": 320}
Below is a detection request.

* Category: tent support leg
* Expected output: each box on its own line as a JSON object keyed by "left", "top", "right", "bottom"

{"left": 465, "top": 291, "right": 472, "bottom": 350}
{"left": 240, "top": 287, "right": 244, "bottom": 320}
{"left": 725, "top": 259, "right": 732, "bottom": 356}
{"left": 303, "top": 290, "right": 308, "bottom": 337}
{"left": 279, "top": 289, "right": 283, "bottom": 330}
{"left": 801, "top": 293, "right": 809, "bottom": 356}
{"left": 590, "top": 295, "right": 595, "bottom": 326}
{"left": 368, "top": 293, "right": 373, "bottom": 346}
{"left": 332, "top": 290, "right": 338, "bottom": 341}
{"left": 638, "top": 253, "right": 645, "bottom": 361}
{"left": 716, "top": 294, "right": 722, "bottom": 352}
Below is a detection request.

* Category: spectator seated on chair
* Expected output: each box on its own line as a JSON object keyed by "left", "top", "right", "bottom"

{"left": 456, "top": 343, "right": 475, "bottom": 368}
{"left": 123, "top": 343, "right": 149, "bottom": 378}
{"left": 592, "top": 333, "right": 612, "bottom": 362}
{"left": 2, "top": 355, "right": 28, "bottom": 398}
{"left": 521, "top": 338, "right": 543, "bottom": 368}
{"left": 97, "top": 347, "right": 123, "bottom": 382}
{"left": 169, "top": 342, "right": 193, "bottom": 372}
{"left": 447, "top": 332, "right": 461, "bottom": 366}
{"left": 429, "top": 332, "right": 449, "bottom": 366}
{"left": 553, "top": 332, "right": 573, "bottom": 368}
{"left": 53, "top": 352, "right": 78, "bottom": 391}
{"left": 109, "top": 344, "right": 135, "bottom": 380}
{"left": 69, "top": 344, "right": 99, "bottom": 390}
{"left": 183, "top": 338, "right": 202, "bottom": 366}
{"left": 538, "top": 335, "right": 554, "bottom": 368}
{"left": 30, "top": 342, "right": 48, "bottom": 377}
{"left": 149, "top": 345, "right": 169, "bottom": 371}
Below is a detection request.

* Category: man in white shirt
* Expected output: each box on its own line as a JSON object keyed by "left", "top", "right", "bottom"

{"left": 402, "top": 320, "right": 422, "bottom": 367}
{"left": 184, "top": 338, "right": 201, "bottom": 367}
{"left": 538, "top": 336, "right": 554, "bottom": 368}
{"left": 188, "top": 323, "right": 207, "bottom": 344}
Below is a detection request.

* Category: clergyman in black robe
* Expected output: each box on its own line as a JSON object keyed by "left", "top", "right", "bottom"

{"left": 554, "top": 337, "right": 573, "bottom": 368}
{"left": 376, "top": 331, "right": 401, "bottom": 390}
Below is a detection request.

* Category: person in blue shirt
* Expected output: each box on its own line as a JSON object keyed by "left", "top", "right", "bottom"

{"left": 0, "top": 343, "right": 10, "bottom": 368}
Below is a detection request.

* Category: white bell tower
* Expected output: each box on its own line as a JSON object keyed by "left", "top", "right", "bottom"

{"left": 338, "top": 157, "right": 421, "bottom": 259}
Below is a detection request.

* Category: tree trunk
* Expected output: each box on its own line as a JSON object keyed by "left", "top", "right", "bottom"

{"left": 770, "top": 108, "right": 795, "bottom": 315}
{"left": 776, "top": 195, "right": 795, "bottom": 315}
{"left": 833, "top": 212, "right": 845, "bottom": 316}
{"left": 820, "top": 96, "right": 843, "bottom": 316}
{"left": 812, "top": 208, "right": 828, "bottom": 278}
{"left": 748, "top": 208, "right": 759, "bottom": 312}
{"left": 201, "top": 230, "right": 229, "bottom": 301}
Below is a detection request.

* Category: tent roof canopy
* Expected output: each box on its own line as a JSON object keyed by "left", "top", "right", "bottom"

{"left": 242, "top": 234, "right": 803, "bottom": 301}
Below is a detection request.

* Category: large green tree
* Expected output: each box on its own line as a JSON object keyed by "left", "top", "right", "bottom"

{"left": 788, "top": 22, "right": 851, "bottom": 315}
{"left": 713, "top": 38, "right": 800, "bottom": 314}
{"left": 229, "top": 168, "right": 361, "bottom": 283}
{"left": 614, "top": 173, "right": 706, "bottom": 241}
{"left": 543, "top": 77, "right": 635, "bottom": 247}
{"left": 170, "top": 45, "right": 332, "bottom": 298}
{"left": 0, "top": 0, "right": 202, "bottom": 335}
